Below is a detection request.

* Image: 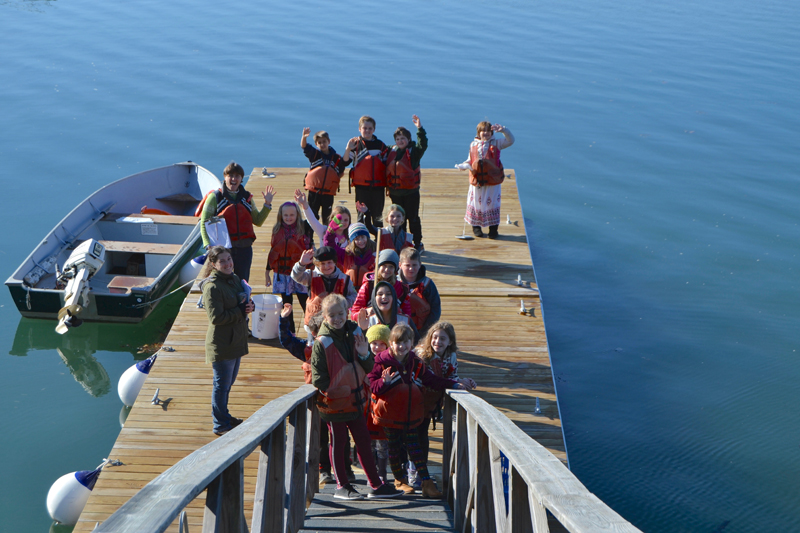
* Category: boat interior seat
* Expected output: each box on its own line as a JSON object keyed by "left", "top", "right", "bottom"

{"left": 99, "top": 240, "right": 183, "bottom": 255}
{"left": 102, "top": 212, "right": 198, "bottom": 225}
{"left": 107, "top": 275, "right": 156, "bottom": 294}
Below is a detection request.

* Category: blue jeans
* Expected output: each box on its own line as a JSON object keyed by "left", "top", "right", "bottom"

{"left": 211, "top": 357, "right": 241, "bottom": 432}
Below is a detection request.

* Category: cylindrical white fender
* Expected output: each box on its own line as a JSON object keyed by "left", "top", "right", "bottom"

{"left": 117, "top": 355, "right": 157, "bottom": 407}
{"left": 178, "top": 254, "right": 206, "bottom": 289}
{"left": 119, "top": 405, "right": 132, "bottom": 427}
{"left": 46, "top": 468, "right": 101, "bottom": 525}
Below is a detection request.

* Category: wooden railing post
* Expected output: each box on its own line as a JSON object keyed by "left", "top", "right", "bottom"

{"left": 202, "top": 457, "right": 245, "bottom": 533}
{"left": 475, "top": 426, "right": 496, "bottom": 533}
{"left": 506, "top": 465, "right": 535, "bottom": 533}
{"left": 488, "top": 439, "right": 508, "bottom": 533}
{"left": 442, "top": 394, "right": 454, "bottom": 500}
{"left": 285, "top": 404, "right": 308, "bottom": 533}
{"left": 453, "top": 405, "right": 470, "bottom": 532}
{"left": 252, "top": 419, "right": 286, "bottom": 533}
{"left": 305, "top": 397, "right": 320, "bottom": 508}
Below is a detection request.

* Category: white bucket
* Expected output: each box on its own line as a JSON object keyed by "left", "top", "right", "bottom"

{"left": 252, "top": 294, "right": 282, "bottom": 340}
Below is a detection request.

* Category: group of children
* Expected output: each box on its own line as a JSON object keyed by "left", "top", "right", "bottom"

{"left": 199, "top": 116, "right": 513, "bottom": 500}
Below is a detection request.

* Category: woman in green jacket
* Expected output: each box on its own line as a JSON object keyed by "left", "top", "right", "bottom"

{"left": 201, "top": 246, "right": 254, "bottom": 435}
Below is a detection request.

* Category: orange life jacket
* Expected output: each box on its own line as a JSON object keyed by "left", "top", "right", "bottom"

{"left": 408, "top": 279, "right": 431, "bottom": 331}
{"left": 385, "top": 149, "right": 420, "bottom": 191}
{"left": 267, "top": 226, "right": 308, "bottom": 274}
{"left": 349, "top": 140, "right": 387, "bottom": 187}
{"left": 468, "top": 142, "right": 505, "bottom": 187}
{"left": 315, "top": 335, "right": 367, "bottom": 416}
{"left": 304, "top": 164, "right": 342, "bottom": 195}
{"left": 301, "top": 345, "right": 313, "bottom": 384}
{"left": 341, "top": 252, "right": 375, "bottom": 288}
{"left": 304, "top": 272, "right": 351, "bottom": 325}
{"left": 371, "top": 358, "right": 426, "bottom": 429}
{"left": 379, "top": 229, "right": 414, "bottom": 253}
{"left": 194, "top": 188, "right": 257, "bottom": 242}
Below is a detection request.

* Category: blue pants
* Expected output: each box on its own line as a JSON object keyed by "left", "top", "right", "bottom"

{"left": 211, "top": 357, "right": 241, "bottom": 432}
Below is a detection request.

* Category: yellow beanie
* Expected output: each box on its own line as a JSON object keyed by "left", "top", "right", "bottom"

{"left": 366, "top": 324, "right": 390, "bottom": 344}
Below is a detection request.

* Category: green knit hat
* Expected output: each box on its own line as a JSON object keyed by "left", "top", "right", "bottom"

{"left": 366, "top": 324, "right": 390, "bottom": 345}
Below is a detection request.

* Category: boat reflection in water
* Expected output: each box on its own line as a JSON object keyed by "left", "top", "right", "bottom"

{"left": 9, "top": 290, "right": 182, "bottom": 398}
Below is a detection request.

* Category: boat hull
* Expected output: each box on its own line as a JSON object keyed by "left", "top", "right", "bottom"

{"left": 6, "top": 162, "right": 219, "bottom": 324}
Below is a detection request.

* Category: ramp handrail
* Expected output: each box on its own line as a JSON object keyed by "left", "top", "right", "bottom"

{"left": 442, "top": 391, "right": 642, "bottom": 533}
{"left": 95, "top": 384, "right": 320, "bottom": 533}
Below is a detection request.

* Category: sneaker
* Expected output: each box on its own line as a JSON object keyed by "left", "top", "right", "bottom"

{"left": 334, "top": 484, "right": 363, "bottom": 500}
{"left": 319, "top": 471, "right": 335, "bottom": 484}
{"left": 346, "top": 468, "right": 357, "bottom": 482}
{"left": 213, "top": 427, "right": 230, "bottom": 436}
{"left": 230, "top": 417, "right": 243, "bottom": 428}
{"left": 408, "top": 470, "right": 422, "bottom": 490}
{"left": 415, "top": 242, "right": 425, "bottom": 253}
{"left": 367, "top": 483, "right": 403, "bottom": 499}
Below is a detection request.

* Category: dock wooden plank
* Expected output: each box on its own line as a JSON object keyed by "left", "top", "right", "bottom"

{"left": 74, "top": 168, "right": 564, "bottom": 532}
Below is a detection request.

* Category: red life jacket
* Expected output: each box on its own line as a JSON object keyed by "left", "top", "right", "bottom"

{"left": 341, "top": 252, "right": 375, "bottom": 288}
{"left": 301, "top": 345, "right": 313, "bottom": 384}
{"left": 379, "top": 229, "right": 414, "bottom": 253}
{"left": 267, "top": 226, "right": 308, "bottom": 274}
{"left": 422, "top": 355, "right": 444, "bottom": 415}
{"left": 408, "top": 279, "right": 431, "bottom": 331}
{"left": 349, "top": 139, "right": 387, "bottom": 187}
{"left": 304, "top": 164, "right": 342, "bottom": 195}
{"left": 304, "top": 272, "right": 351, "bottom": 325}
{"left": 385, "top": 149, "right": 420, "bottom": 191}
{"left": 195, "top": 188, "right": 257, "bottom": 242}
{"left": 371, "top": 357, "right": 426, "bottom": 429}
{"left": 468, "top": 142, "right": 505, "bottom": 187}
{"left": 315, "top": 335, "right": 367, "bottom": 416}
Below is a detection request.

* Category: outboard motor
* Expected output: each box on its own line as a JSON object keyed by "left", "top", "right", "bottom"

{"left": 55, "top": 239, "right": 105, "bottom": 334}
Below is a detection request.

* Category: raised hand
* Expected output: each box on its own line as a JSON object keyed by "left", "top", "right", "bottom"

{"left": 354, "top": 333, "right": 369, "bottom": 357}
{"left": 355, "top": 201, "right": 368, "bottom": 214}
{"left": 262, "top": 185, "right": 275, "bottom": 204}
{"left": 346, "top": 137, "right": 360, "bottom": 152}
{"left": 299, "top": 249, "right": 314, "bottom": 266}
{"left": 294, "top": 189, "right": 309, "bottom": 209}
{"left": 412, "top": 115, "right": 421, "bottom": 128}
{"left": 492, "top": 123, "right": 505, "bottom": 132}
{"left": 302, "top": 127, "right": 311, "bottom": 137}
{"left": 280, "top": 303, "right": 293, "bottom": 318}
{"left": 356, "top": 308, "right": 369, "bottom": 330}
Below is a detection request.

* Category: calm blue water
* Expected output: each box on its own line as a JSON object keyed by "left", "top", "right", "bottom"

{"left": 2, "top": 0, "right": 799, "bottom": 531}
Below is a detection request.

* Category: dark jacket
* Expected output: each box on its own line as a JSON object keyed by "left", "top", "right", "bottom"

{"left": 311, "top": 320, "right": 374, "bottom": 422}
{"left": 400, "top": 265, "right": 441, "bottom": 335}
{"left": 201, "top": 271, "right": 249, "bottom": 364}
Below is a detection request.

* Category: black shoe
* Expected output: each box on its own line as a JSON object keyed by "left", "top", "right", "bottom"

{"left": 213, "top": 427, "right": 230, "bottom": 436}
{"left": 367, "top": 483, "right": 403, "bottom": 499}
{"left": 488, "top": 225, "right": 499, "bottom": 239}
{"left": 230, "top": 417, "right": 243, "bottom": 428}
{"left": 415, "top": 242, "right": 425, "bottom": 253}
{"left": 472, "top": 226, "right": 486, "bottom": 238}
{"left": 334, "top": 484, "right": 364, "bottom": 500}
{"left": 319, "top": 471, "right": 335, "bottom": 484}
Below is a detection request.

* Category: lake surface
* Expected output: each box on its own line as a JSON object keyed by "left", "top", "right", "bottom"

{"left": 1, "top": 0, "right": 799, "bottom": 531}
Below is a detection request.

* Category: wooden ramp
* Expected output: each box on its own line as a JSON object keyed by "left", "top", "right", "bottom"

{"left": 74, "top": 167, "right": 563, "bottom": 532}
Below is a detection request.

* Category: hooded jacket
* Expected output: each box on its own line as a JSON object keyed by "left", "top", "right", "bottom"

{"left": 201, "top": 270, "right": 249, "bottom": 364}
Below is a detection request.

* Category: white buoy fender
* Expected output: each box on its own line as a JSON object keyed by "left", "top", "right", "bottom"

{"left": 46, "top": 468, "right": 101, "bottom": 525}
{"left": 117, "top": 354, "right": 157, "bottom": 407}
{"left": 178, "top": 254, "right": 206, "bottom": 289}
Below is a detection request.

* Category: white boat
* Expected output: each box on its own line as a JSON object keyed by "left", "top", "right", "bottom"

{"left": 6, "top": 162, "right": 220, "bottom": 326}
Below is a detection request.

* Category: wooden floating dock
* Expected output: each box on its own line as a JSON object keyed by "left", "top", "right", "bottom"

{"left": 74, "top": 167, "right": 563, "bottom": 532}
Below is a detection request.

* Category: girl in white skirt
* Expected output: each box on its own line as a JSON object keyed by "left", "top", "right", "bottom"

{"left": 456, "top": 122, "right": 514, "bottom": 239}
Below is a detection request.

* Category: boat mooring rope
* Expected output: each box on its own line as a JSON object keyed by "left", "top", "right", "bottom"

{"left": 126, "top": 279, "right": 197, "bottom": 309}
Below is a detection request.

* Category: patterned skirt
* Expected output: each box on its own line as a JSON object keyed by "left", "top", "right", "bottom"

{"left": 464, "top": 183, "right": 502, "bottom": 227}
{"left": 272, "top": 273, "right": 308, "bottom": 295}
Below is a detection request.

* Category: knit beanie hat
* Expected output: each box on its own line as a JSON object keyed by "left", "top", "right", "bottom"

{"left": 378, "top": 249, "right": 399, "bottom": 269}
{"left": 366, "top": 324, "right": 391, "bottom": 345}
{"left": 348, "top": 222, "right": 370, "bottom": 241}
